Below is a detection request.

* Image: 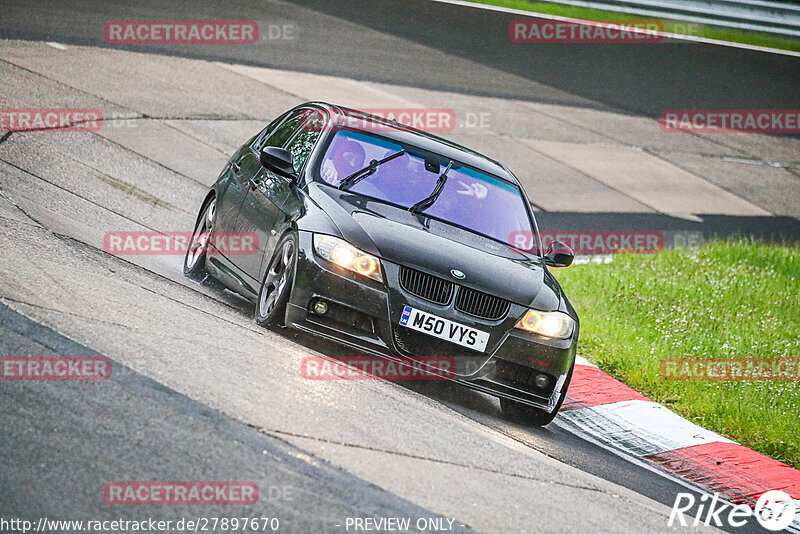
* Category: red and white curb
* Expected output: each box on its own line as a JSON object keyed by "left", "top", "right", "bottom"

{"left": 560, "top": 356, "right": 800, "bottom": 529}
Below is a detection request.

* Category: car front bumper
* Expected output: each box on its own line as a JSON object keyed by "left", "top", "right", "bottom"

{"left": 286, "top": 231, "right": 578, "bottom": 412}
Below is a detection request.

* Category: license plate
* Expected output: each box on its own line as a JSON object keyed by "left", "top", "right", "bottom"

{"left": 399, "top": 305, "right": 489, "bottom": 352}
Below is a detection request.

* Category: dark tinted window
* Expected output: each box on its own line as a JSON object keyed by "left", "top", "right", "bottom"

{"left": 256, "top": 111, "right": 304, "bottom": 151}
{"left": 285, "top": 110, "right": 325, "bottom": 172}
{"left": 253, "top": 111, "right": 290, "bottom": 151}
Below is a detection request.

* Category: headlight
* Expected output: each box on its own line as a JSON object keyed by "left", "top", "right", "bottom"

{"left": 313, "top": 234, "right": 383, "bottom": 282}
{"left": 515, "top": 309, "right": 574, "bottom": 339}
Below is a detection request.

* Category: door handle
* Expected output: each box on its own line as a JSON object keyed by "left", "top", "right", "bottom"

{"left": 231, "top": 162, "right": 241, "bottom": 173}
{"left": 248, "top": 177, "right": 261, "bottom": 190}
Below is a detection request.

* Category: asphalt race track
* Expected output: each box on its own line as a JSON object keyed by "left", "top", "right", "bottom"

{"left": 0, "top": 303, "right": 475, "bottom": 533}
{"left": 2, "top": 0, "right": 798, "bottom": 239}
{"left": 2, "top": 0, "right": 798, "bottom": 115}
{"left": 0, "top": 1, "right": 797, "bottom": 532}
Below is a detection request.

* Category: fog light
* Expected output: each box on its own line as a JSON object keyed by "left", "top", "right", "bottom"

{"left": 534, "top": 373, "right": 551, "bottom": 390}
{"left": 313, "top": 300, "right": 329, "bottom": 315}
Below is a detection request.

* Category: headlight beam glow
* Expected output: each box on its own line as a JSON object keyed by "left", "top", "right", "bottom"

{"left": 313, "top": 234, "right": 383, "bottom": 282}
{"left": 515, "top": 309, "right": 574, "bottom": 339}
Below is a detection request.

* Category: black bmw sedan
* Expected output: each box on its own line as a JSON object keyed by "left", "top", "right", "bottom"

{"left": 185, "top": 102, "right": 579, "bottom": 425}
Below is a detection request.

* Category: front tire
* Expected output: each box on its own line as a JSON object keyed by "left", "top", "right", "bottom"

{"left": 184, "top": 197, "right": 216, "bottom": 279}
{"left": 254, "top": 232, "right": 297, "bottom": 327}
{"left": 500, "top": 365, "right": 574, "bottom": 426}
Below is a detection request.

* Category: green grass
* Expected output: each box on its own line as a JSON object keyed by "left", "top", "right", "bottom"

{"left": 472, "top": 0, "right": 800, "bottom": 52}
{"left": 554, "top": 240, "right": 800, "bottom": 468}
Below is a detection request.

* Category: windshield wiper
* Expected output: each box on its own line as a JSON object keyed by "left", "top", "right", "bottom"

{"left": 339, "top": 150, "right": 405, "bottom": 190}
{"left": 409, "top": 161, "right": 453, "bottom": 213}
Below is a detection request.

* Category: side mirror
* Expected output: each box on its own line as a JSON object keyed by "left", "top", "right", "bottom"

{"left": 260, "top": 146, "right": 298, "bottom": 182}
{"left": 543, "top": 240, "right": 574, "bottom": 268}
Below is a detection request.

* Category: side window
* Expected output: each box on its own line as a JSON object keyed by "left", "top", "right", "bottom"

{"left": 259, "top": 113, "right": 304, "bottom": 151}
{"left": 285, "top": 110, "right": 326, "bottom": 172}
{"left": 252, "top": 112, "right": 290, "bottom": 151}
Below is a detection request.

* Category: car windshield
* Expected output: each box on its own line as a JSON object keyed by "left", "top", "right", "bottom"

{"left": 315, "top": 130, "right": 536, "bottom": 250}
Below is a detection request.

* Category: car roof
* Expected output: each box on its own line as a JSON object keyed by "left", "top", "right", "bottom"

{"left": 302, "top": 102, "right": 519, "bottom": 185}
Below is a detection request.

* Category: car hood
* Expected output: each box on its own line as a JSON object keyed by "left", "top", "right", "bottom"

{"left": 307, "top": 183, "right": 563, "bottom": 309}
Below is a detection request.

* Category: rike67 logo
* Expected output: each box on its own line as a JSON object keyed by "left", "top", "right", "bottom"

{"left": 670, "top": 490, "right": 797, "bottom": 531}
